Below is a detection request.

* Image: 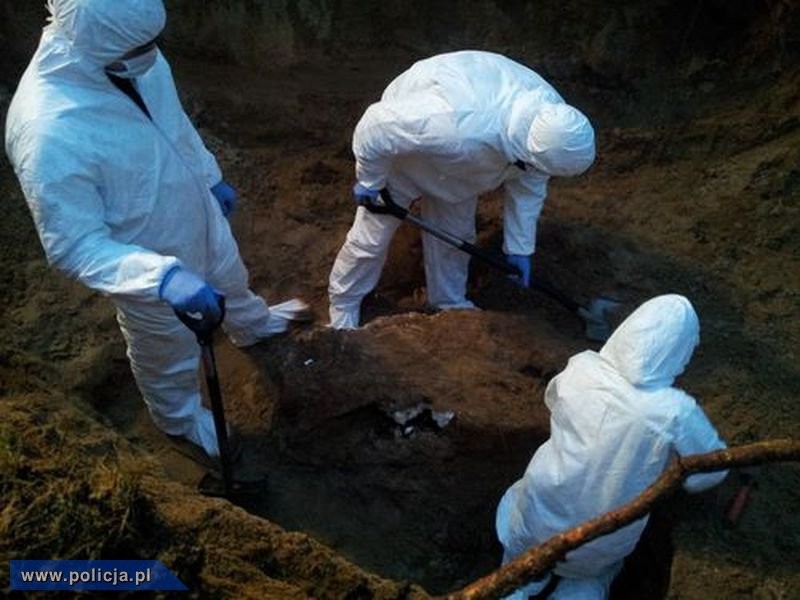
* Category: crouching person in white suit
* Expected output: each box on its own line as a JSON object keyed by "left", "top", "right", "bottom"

{"left": 496, "top": 294, "right": 728, "bottom": 599}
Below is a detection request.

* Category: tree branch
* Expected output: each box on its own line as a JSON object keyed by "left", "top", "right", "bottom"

{"left": 444, "top": 439, "right": 800, "bottom": 600}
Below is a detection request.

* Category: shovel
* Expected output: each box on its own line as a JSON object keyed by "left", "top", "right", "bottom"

{"left": 366, "top": 189, "right": 621, "bottom": 342}
{"left": 175, "top": 298, "right": 266, "bottom": 498}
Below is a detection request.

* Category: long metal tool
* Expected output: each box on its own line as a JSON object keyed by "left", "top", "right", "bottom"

{"left": 369, "top": 189, "right": 621, "bottom": 341}
{"left": 175, "top": 299, "right": 235, "bottom": 496}
{"left": 196, "top": 328, "right": 235, "bottom": 496}
{"left": 175, "top": 299, "right": 265, "bottom": 498}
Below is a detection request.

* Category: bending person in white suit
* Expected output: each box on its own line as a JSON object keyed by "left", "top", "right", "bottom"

{"left": 328, "top": 50, "right": 596, "bottom": 329}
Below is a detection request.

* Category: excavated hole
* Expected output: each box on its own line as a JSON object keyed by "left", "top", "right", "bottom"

{"left": 79, "top": 209, "right": 680, "bottom": 597}
{"left": 216, "top": 325, "right": 676, "bottom": 598}
{"left": 239, "top": 402, "right": 545, "bottom": 593}
{"left": 243, "top": 409, "right": 673, "bottom": 597}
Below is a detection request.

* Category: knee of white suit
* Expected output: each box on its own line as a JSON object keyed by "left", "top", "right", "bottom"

{"left": 116, "top": 303, "right": 203, "bottom": 435}
{"left": 346, "top": 207, "right": 401, "bottom": 256}
{"left": 328, "top": 246, "right": 381, "bottom": 306}
{"left": 328, "top": 221, "right": 397, "bottom": 317}
{"left": 330, "top": 205, "right": 401, "bottom": 273}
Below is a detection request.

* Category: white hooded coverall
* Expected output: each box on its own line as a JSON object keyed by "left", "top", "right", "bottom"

{"left": 328, "top": 50, "right": 596, "bottom": 328}
{"left": 5, "top": 0, "right": 294, "bottom": 449}
{"left": 495, "top": 295, "right": 728, "bottom": 599}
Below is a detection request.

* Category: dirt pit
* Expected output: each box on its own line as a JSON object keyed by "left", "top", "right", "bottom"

{"left": 2, "top": 2, "right": 800, "bottom": 598}
{"left": 95, "top": 294, "right": 677, "bottom": 596}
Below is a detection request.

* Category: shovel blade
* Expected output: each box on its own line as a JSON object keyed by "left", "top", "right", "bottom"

{"left": 578, "top": 297, "right": 624, "bottom": 342}
{"left": 198, "top": 471, "right": 268, "bottom": 498}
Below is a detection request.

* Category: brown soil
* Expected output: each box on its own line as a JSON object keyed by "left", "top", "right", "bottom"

{"left": 2, "top": 2, "right": 799, "bottom": 598}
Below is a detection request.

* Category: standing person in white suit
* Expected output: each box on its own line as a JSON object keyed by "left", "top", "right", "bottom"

{"left": 496, "top": 294, "right": 728, "bottom": 599}
{"left": 328, "top": 50, "right": 596, "bottom": 329}
{"left": 5, "top": 0, "right": 309, "bottom": 463}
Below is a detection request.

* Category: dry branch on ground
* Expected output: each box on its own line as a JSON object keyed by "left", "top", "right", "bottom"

{"left": 445, "top": 439, "right": 800, "bottom": 600}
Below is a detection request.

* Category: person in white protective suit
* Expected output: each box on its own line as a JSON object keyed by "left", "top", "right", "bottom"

{"left": 495, "top": 294, "right": 728, "bottom": 599}
{"left": 5, "top": 0, "right": 310, "bottom": 462}
{"left": 328, "top": 50, "right": 596, "bottom": 329}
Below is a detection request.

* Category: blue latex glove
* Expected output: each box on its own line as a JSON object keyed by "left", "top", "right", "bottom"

{"left": 159, "top": 267, "right": 224, "bottom": 335}
{"left": 211, "top": 180, "right": 238, "bottom": 217}
{"left": 353, "top": 182, "right": 381, "bottom": 207}
{"left": 353, "top": 182, "right": 400, "bottom": 215}
{"left": 505, "top": 254, "right": 532, "bottom": 288}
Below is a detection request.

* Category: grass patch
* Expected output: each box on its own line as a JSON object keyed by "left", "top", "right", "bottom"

{"left": 0, "top": 395, "right": 160, "bottom": 588}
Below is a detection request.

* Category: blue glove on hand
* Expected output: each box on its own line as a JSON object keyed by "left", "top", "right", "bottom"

{"left": 160, "top": 267, "right": 224, "bottom": 335}
{"left": 211, "top": 180, "right": 238, "bottom": 217}
{"left": 353, "top": 182, "right": 401, "bottom": 215}
{"left": 505, "top": 254, "right": 532, "bottom": 288}
{"left": 353, "top": 182, "right": 381, "bottom": 207}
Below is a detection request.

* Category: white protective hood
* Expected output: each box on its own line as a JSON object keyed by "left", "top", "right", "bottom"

{"left": 506, "top": 91, "right": 596, "bottom": 177}
{"left": 46, "top": 0, "right": 166, "bottom": 75}
{"left": 600, "top": 294, "right": 700, "bottom": 389}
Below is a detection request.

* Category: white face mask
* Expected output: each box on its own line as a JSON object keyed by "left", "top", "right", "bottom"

{"left": 106, "top": 46, "right": 158, "bottom": 79}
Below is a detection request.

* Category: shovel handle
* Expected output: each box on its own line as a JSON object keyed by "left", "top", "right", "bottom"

{"left": 379, "top": 189, "right": 522, "bottom": 277}
{"left": 379, "top": 188, "right": 583, "bottom": 315}
{"left": 200, "top": 342, "right": 234, "bottom": 496}
{"left": 530, "top": 279, "right": 580, "bottom": 313}
{"left": 174, "top": 298, "right": 234, "bottom": 496}
{"left": 174, "top": 295, "right": 226, "bottom": 344}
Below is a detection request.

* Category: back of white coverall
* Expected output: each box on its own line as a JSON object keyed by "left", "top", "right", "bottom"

{"left": 328, "top": 50, "right": 594, "bottom": 329}
{"left": 496, "top": 294, "right": 728, "bottom": 599}
{"left": 5, "top": 0, "right": 285, "bottom": 442}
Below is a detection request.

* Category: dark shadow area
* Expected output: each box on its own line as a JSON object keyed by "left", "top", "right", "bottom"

{"left": 238, "top": 321, "right": 555, "bottom": 593}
